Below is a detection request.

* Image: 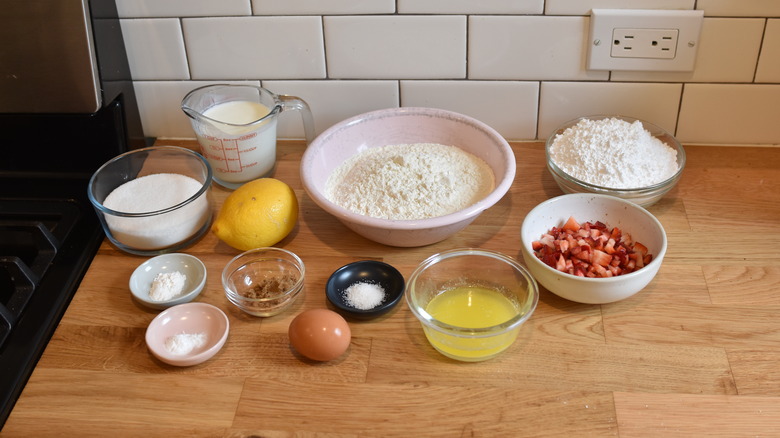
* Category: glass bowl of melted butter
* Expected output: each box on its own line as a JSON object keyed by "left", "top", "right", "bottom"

{"left": 405, "top": 248, "right": 539, "bottom": 362}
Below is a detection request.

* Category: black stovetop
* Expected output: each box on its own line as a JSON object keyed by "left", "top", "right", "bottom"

{"left": 0, "top": 175, "right": 105, "bottom": 427}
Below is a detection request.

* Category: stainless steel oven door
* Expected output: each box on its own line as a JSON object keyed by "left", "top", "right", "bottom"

{"left": 0, "top": 0, "right": 101, "bottom": 113}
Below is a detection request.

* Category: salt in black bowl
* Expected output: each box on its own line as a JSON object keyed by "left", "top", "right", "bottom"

{"left": 326, "top": 260, "right": 405, "bottom": 320}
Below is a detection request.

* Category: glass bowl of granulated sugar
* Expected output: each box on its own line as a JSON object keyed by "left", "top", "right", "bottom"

{"left": 545, "top": 116, "right": 685, "bottom": 207}
{"left": 88, "top": 146, "right": 213, "bottom": 255}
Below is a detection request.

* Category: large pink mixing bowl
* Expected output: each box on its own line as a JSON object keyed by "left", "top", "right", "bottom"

{"left": 300, "top": 107, "right": 516, "bottom": 247}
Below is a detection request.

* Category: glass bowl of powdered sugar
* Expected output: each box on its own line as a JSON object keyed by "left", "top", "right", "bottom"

{"left": 546, "top": 116, "right": 685, "bottom": 207}
{"left": 88, "top": 145, "right": 213, "bottom": 255}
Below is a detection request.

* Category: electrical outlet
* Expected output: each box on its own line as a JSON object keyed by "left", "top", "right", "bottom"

{"left": 611, "top": 28, "right": 678, "bottom": 59}
{"left": 587, "top": 9, "right": 704, "bottom": 71}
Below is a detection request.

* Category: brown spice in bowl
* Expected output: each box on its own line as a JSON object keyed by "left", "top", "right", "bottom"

{"left": 241, "top": 273, "right": 298, "bottom": 300}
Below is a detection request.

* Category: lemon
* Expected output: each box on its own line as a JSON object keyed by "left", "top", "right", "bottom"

{"left": 212, "top": 178, "right": 298, "bottom": 251}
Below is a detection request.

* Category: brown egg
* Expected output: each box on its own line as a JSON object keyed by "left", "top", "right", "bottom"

{"left": 288, "top": 309, "right": 351, "bottom": 361}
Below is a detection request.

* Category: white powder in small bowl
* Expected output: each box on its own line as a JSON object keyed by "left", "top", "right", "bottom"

{"left": 549, "top": 118, "right": 679, "bottom": 189}
{"left": 343, "top": 281, "right": 386, "bottom": 310}
{"left": 164, "top": 332, "right": 207, "bottom": 356}
{"left": 148, "top": 271, "right": 187, "bottom": 302}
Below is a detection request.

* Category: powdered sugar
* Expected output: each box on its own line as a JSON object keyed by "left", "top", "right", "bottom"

{"left": 325, "top": 143, "right": 494, "bottom": 220}
{"left": 164, "top": 332, "right": 207, "bottom": 356}
{"left": 148, "top": 271, "right": 187, "bottom": 301}
{"left": 549, "top": 118, "right": 679, "bottom": 189}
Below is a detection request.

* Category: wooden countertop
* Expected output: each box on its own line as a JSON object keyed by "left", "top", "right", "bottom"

{"left": 4, "top": 140, "right": 780, "bottom": 437}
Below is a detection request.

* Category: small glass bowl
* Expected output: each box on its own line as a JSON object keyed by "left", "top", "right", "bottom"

{"left": 222, "top": 247, "right": 305, "bottom": 317}
{"left": 88, "top": 146, "right": 213, "bottom": 256}
{"left": 546, "top": 115, "right": 686, "bottom": 207}
{"left": 405, "top": 248, "right": 539, "bottom": 362}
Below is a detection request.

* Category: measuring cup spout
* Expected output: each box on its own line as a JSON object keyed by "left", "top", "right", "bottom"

{"left": 181, "top": 105, "right": 202, "bottom": 122}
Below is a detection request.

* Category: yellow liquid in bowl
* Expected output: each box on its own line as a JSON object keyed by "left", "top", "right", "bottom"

{"left": 423, "top": 286, "right": 520, "bottom": 361}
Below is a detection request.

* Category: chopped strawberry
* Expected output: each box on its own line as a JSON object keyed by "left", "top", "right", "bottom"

{"left": 539, "top": 234, "right": 555, "bottom": 248}
{"left": 531, "top": 217, "right": 653, "bottom": 279}
{"left": 554, "top": 238, "right": 569, "bottom": 253}
{"left": 555, "top": 255, "right": 567, "bottom": 271}
{"left": 591, "top": 249, "right": 612, "bottom": 267}
{"left": 562, "top": 216, "right": 580, "bottom": 232}
{"left": 604, "top": 238, "right": 616, "bottom": 254}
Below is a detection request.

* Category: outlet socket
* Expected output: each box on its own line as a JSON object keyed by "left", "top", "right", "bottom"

{"left": 611, "top": 28, "right": 678, "bottom": 59}
{"left": 587, "top": 9, "right": 704, "bottom": 71}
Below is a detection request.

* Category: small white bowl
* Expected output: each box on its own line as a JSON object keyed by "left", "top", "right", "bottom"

{"left": 520, "top": 194, "right": 667, "bottom": 304}
{"left": 145, "top": 302, "right": 229, "bottom": 367}
{"left": 130, "top": 253, "right": 207, "bottom": 310}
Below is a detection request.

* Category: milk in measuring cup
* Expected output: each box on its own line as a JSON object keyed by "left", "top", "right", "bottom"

{"left": 197, "top": 100, "right": 277, "bottom": 185}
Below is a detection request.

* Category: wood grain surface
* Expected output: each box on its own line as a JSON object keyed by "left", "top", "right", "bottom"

{"left": 3, "top": 140, "right": 780, "bottom": 437}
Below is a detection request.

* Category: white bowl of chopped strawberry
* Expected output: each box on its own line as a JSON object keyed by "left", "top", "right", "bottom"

{"left": 520, "top": 194, "right": 667, "bottom": 304}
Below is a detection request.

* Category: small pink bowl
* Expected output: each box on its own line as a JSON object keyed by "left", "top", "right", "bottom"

{"left": 145, "top": 302, "right": 229, "bottom": 367}
{"left": 300, "top": 107, "right": 516, "bottom": 247}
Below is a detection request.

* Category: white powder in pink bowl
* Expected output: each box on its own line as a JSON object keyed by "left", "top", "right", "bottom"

{"left": 549, "top": 118, "right": 679, "bottom": 190}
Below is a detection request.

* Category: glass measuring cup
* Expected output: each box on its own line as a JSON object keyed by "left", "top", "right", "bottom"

{"left": 181, "top": 84, "right": 315, "bottom": 189}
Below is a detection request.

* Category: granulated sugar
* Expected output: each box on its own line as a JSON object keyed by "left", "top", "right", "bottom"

{"left": 549, "top": 118, "right": 679, "bottom": 189}
{"left": 102, "top": 173, "right": 210, "bottom": 250}
{"left": 325, "top": 143, "right": 495, "bottom": 220}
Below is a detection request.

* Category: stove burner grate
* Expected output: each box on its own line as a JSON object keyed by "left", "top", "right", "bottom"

{"left": 0, "top": 200, "right": 80, "bottom": 349}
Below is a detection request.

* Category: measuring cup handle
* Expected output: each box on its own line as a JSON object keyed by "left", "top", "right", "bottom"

{"left": 279, "top": 95, "right": 315, "bottom": 146}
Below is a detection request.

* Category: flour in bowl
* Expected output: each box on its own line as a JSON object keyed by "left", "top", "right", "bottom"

{"left": 549, "top": 118, "right": 679, "bottom": 189}
{"left": 325, "top": 143, "right": 495, "bottom": 220}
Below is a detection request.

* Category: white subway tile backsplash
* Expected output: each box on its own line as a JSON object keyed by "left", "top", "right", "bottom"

{"left": 538, "top": 82, "right": 682, "bottom": 140}
{"left": 116, "top": 0, "right": 251, "bottom": 18}
{"left": 324, "top": 16, "right": 466, "bottom": 79}
{"left": 262, "top": 80, "right": 399, "bottom": 138}
{"left": 121, "top": 2, "right": 780, "bottom": 145}
{"left": 469, "top": 16, "right": 608, "bottom": 81}
{"left": 398, "top": 0, "right": 542, "bottom": 14}
{"left": 677, "top": 84, "right": 780, "bottom": 145}
{"left": 182, "top": 17, "right": 326, "bottom": 80}
{"left": 251, "top": 0, "right": 394, "bottom": 15}
{"left": 400, "top": 81, "right": 539, "bottom": 141}
{"left": 133, "top": 81, "right": 261, "bottom": 138}
{"left": 612, "top": 18, "right": 765, "bottom": 83}
{"left": 120, "top": 19, "right": 189, "bottom": 81}
{"left": 756, "top": 19, "right": 780, "bottom": 83}
{"left": 545, "top": 0, "right": 694, "bottom": 15}
{"left": 697, "top": 0, "right": 780, "bottom": 17}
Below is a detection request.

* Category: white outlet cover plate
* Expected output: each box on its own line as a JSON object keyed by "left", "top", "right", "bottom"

{"left": 587, "top": 9, "right": 704, "bottom": 72}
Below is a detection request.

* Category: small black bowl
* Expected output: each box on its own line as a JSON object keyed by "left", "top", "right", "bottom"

{"left": 326, "top": 260, "right": 405, "bottom": 320}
